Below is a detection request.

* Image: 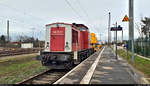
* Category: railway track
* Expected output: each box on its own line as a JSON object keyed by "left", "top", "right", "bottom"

{"left": 17, "top": 69, "right": 69, "bottom": 84}
{"left": 0, "top": 48, "right": 42, "bottom": 57}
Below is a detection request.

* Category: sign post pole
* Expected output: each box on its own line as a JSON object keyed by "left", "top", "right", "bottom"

{"left": 122, "top": 2, "right": 134, "bottom": 63}
{"left": 129, "top": 0, "right": 134, "bottom": 64}
{"left": 111, "top": 24, "right": 123, "bottom": 60}
{"left": 115, "top": 22, "right": 118, "bottom": 60}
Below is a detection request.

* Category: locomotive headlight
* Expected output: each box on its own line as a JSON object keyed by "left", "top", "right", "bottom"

{"left": 65, "top": 42, "right": 70, "bottom": 50}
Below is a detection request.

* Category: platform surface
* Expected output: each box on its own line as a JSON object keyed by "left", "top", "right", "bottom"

{"left": 55, "top": 47, "right": 136, "bottom": 84}
{"left": 90, "top": 47, "right": 136, "bottom": 84}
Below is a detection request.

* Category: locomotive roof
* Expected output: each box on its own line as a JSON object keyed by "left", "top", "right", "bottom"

{"left": 46, "top": 22, "right": 89, "bottom": 30}
{"left": 72, "top": 23, "right": 88, "bottom": 30}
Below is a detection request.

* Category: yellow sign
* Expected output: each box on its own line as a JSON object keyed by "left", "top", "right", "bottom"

{"left": 122, "top": 15, "right": 130, "bottom": 22}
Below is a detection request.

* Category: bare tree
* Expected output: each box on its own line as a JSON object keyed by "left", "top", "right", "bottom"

{"left": 135, "top": 22, "right": 143, "bottom": 48}
{"left": 135, "top": 23, "right": 142, "bottom": 38}
{"left": 141, "top": 17, "right": 150, "bottom": 40}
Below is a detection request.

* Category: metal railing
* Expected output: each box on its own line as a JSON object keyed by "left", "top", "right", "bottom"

{"left": 127, "top": 39, "right": 150, "bottom": 58}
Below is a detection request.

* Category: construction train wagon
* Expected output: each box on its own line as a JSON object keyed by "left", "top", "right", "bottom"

{"left": 40, "top": 22, "right": 95, "bottom": 69}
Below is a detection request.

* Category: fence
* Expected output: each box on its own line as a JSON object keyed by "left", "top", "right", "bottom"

{"left": 127, "top": 39, "right": 150, "bottom": 58}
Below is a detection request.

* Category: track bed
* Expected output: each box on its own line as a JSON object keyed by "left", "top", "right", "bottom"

{"left": 18, "top": 69, "right": 69, "bottom": 84}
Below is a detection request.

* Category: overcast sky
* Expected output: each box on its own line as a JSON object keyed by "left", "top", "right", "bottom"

{"left": 0, "top": 0, "right": 150, "bottom": 41}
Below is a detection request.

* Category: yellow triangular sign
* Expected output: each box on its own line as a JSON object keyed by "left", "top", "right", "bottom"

{"left": 122, "top": 15, "right": 130, "bottom": 22}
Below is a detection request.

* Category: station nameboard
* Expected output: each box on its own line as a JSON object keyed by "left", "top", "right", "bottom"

{"left": 111, "top": 26, "right": 122, "bottom": 31}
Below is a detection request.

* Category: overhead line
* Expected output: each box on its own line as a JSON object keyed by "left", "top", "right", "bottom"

{"left": 64, "top": 0, "right": 83, "bottom": 20}
{"left": 0, "top": 2, "right": 46, "bottom": 31}
{"left": 64, "top": 0, "right": 94, "bottom": 30}
{"left": 75, "top": 0, "right": 95, "bottom": 30}
{"left": 76, "top": 0, "right": 91, "bottom": 22}
{"left": 0, "top": 2, "right": 47, "bottom": 22}
{"left": 0, "top": 16, "right": 44, "bottom": 38}
{"left": 0, "top": 16, "right": 45, "bottom": 29}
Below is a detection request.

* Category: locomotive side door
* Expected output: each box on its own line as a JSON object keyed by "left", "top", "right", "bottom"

{"left": 50, "top": 27, "right": 65, "bottom": 51}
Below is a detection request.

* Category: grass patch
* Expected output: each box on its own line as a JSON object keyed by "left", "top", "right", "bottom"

{"left": 117, "top": 48, "right": 150, "bottom": 81}
{"left": 0, "top": 54, "right": 48, "bottom": 84}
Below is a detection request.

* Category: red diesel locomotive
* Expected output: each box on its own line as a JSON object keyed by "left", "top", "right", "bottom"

{"left": 40, "top": 22, "right": 94, "bottom": 69}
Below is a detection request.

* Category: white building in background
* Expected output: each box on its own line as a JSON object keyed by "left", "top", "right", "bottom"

{"left": 21, "top": 43, "right": 33, "bottom": 48}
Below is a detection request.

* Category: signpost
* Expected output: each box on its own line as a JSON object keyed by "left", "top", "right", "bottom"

{"left": 122, "top": 13, "right": 134, "bottom": 64}
{"left": 129, "top": 0, "right": 134, "bottom": 64}
{"left": 111, "top": 24, "right": 123, "bottom": 60}
{"left": 122, "top": 15, "right": 130, "bottom": 60}
{"left": 111, "top": 26, "right": 123, "bottom": 31}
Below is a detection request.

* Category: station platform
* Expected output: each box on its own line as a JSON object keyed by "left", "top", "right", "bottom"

{"left": 54, "top": 46, "right": 138, "bottom": 84}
